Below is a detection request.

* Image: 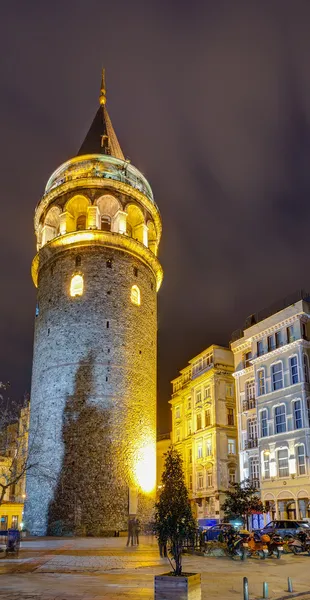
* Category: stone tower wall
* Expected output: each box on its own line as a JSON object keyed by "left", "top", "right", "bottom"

{"left": 25, "top": 244, "right": 157, "bottom": 535}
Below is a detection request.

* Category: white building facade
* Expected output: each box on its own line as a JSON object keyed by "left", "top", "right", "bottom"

{"left": 232, "top": 291, "right": 310, "bottom": 522}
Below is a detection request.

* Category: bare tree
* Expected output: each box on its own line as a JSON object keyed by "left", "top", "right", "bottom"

{"left": 0, "top": 383, "right": 34, "bottom": 506}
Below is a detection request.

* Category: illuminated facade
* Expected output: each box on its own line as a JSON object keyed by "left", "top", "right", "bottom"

{"left": 25, "top": 72, "right": 163, "bottom": 535}
{"left": 231, "top": 291, "right": 310, "bottom": 523}
{"left": 170, "top": 345, "right": 238, "bottom": 526}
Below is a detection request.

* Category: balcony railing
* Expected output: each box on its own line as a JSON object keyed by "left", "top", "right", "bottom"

{"left": 249, "top": 478, "right": 260, "bottom": 489}
{"left": 245, "top": 438, "right": 258, "bottom": 449}
{"left": 243, "top": 398, "right": 256, "bottom": 411}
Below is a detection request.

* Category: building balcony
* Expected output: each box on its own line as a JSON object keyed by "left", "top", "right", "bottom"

{"left": 244, "top": 438, "right": 258, "bottom": 450}
{"left": 243, "top": 398, "right": 256, "bottom": 411}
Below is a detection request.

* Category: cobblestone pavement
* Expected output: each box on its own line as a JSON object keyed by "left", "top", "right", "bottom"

{"left": 0, "top": 537, "right": 310, "bottom": 599}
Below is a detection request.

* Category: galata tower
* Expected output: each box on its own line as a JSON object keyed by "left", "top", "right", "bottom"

{"left": 25, "top": 71, "right": 163, "bottom": 536}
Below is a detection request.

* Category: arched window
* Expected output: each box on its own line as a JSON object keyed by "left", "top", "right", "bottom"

{"left": 75, "top": 255, "right": 81, "bottom": 267}
{"left": 70, "top": 274, "right": 84, "bottom": 297}
{"left": 274, "top": 404, "right": 286, "bottom": 434}
{"left": 289, "top": 355, "right": 299, "bottom": 385}
{"left": 130, "top": 285, "right": 140, "bottom": 306}
{"left": 76, "top": 214, "right": 86, "bottom": 230}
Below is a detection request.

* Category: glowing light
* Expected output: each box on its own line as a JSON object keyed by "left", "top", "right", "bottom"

{"left": 70, "top": 274, "right": 84, "bottom": 297}
{"left": 134, "top": 443, "right": 156, "bottom": 493}
{"left": 131, "top": 285, "right": 141, "bottom": 306}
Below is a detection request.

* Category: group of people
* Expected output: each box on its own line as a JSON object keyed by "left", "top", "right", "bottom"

{"left": 126, "top": 517, "right": 141, "bottom": 546}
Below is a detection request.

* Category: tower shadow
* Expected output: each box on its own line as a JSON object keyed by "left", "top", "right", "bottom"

{"left": 47, "top": 352, "right": 127, "bottom": 536}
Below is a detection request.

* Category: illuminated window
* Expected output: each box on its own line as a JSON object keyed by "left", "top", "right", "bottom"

{"left": 70, "top": 274, "right": 84, "bottom": 297}
{"left": 131, "top": 285, "right": 140, "bottom": 306}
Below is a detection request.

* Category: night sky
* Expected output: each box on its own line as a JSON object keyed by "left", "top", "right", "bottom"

{"left": 1, "top": 1, "right": 310, "bottom": 433}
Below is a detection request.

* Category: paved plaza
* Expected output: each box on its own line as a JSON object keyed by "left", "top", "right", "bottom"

{"left": 0, "top": 537, "right": 310, "bottom": 600}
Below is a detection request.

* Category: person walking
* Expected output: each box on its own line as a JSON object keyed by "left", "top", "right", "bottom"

{"left": 126, "top": 518, "right": 135, "bottom": 547}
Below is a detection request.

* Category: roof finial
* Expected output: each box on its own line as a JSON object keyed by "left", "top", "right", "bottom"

{"left": 99, "top": 68, "right": 107, "bottom": 106}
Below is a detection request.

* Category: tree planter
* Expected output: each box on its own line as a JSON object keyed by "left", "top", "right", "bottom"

{"left": 154, "top": 572, "right": 201, "bottom": 600}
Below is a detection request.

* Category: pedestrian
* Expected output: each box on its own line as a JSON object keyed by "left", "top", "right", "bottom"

{"left": 126, "top": 518, "right": 135, "bottom": 547}
{"left": 134, "top": 518, "right": 141, "bottom": 545}
{"left": 158, "top": 536, "right": 167, "bottom": 557}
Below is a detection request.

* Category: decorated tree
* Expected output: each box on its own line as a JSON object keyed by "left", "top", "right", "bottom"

{"left": 154, "top": 447, "right": 196, "bottom": 576}
{"left": 221, "top": 479, "right": 265, "bottom": 529}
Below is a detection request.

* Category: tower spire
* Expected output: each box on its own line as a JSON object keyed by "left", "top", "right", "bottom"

{"left": 77, "top": 69, "right": 124, "bottom": 160}
{"left": 99, "top": 68, "right": 107, "bottom": 106}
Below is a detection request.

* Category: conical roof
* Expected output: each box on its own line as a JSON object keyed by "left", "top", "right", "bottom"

{"left": 77, "top": 70, "right": 124, "bottom": 161}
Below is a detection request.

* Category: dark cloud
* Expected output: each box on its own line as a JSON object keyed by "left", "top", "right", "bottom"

{"left": 1, "top": 0, "right": 310, "bottom": 431}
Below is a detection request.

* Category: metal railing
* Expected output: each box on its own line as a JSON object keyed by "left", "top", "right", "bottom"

{"left": 244, "top": 438, "right": 258, "bottom": 449}
{"left": 243, "top": 398, "right": 256, "bottom": 411}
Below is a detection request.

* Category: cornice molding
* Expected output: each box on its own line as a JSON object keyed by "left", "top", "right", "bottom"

{"left": 31, "top": 229, "right": 163, "bottom": 290}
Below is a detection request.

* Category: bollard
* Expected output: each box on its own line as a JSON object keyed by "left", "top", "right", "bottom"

{"left": 243, "top": 577, "right": 249, "bottom": 600}
{"left": 288, "top": 577, "right": 293, "bottom": 593}
{"left": 263, "top": 582, "right": 268, "bottom": 599}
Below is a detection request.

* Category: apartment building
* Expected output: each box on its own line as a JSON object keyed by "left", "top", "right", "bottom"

{"left": 231, "top": 290, "right": 310, "bottom": 523}
{"left": 170, "top": 345, "right": 238, "bottom": 526}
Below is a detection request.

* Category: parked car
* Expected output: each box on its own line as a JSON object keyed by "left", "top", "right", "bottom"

{"left": 260, "top": 520, "right": 310, "bottom": 538}
{"left": 204, "top": 523, "right": 234, "bottom": 541}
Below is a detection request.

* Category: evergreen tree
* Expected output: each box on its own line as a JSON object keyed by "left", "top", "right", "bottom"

{"left": 221, "top": 479, "right": 265, "bottom": 529}
{"left": 154, "top": 447, "right": 196, "bottom": 575}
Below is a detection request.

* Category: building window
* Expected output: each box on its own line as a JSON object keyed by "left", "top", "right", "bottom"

{"left": 228, "top": 438, "right": 236, "bottom": 454}
{"left": 204, "top": 386, "right": 211, "bottom": 399}
{"left": 277, "top": 448, "right": 289, "bottom": 477}
{"left": 175, "top": 406, "right": 180, "bottom": 419}
{"left": 196, "top": 390, "right": 202, "bottom": 405}
{"left": 257, "top": 369, "right": 265, "bottom": 395}
{"left": 290, "top": 356, "right": 299, "bottom": 385}
{"left": 275, "top": 331, "right": 282, "bottom": 348}
{"left": 187, "top": 398, "right": 191, "bottom": 410}
{"left": 263, "top": 452, "right": 270, "bottom": 479}
{"left": 244, "top": 351, "right": 252, "bottom": 368}
{"left": 187, "top": 420, "right": 192, "bottom": 436}
{"left": 271, "top": 362, "right": 283, "bottom": 391}
{"left": 229, "top": 469, "right": 236, "bottom": 484}
{"left": 297, "top": 445, "right": 306, "bottom": 475}
{"left": 133, "top": 267, "right": 138, "bottom": 277}
{"left": 196, "top": 414, "right": 202, "bottom": 430}
{"left": 197, "top": 443, "right": 203, "bottom": 459}
{"left": 293, "top": 400, "right": 302, "bottom": 430}
{"left": 130, "top": 285, "right": 140, "bottom": 306}
{"left": 226, "top": 384, "right": 233, "bottom": 397}
{"left": 287, "top": 325, "right": 294, "bottom": 344}
{"left": 303, "top": 354, "right": 309, "bottom": 383}
{"left": 75, "top": 255, "right": 81, "bottom": 267}
{"left": 11, "top": 515, "right": 18, "bottom": 528}
{"left": 106, "top": 258, "right": 112, "bottom": 268}
{"left": 246, "top": 379, "right": 255, "bottom": 401}
{"left": 247, "top": 417, "right": 257, "bottom": 443}
{"left": 206, "top": 438, "right": 212, "bottom": 456}
{"left": 70, "top": 274, "right": 84, "bottom": 297}
{"left": 249, "top": 457, "right": 259, "bottom": 482}
{"left": 197, "top": 472, "right": 204, "bottom": 489}
{"left": 205, "top": 409, "right": 211, "bottom": 427}
{"left": 275, "top": 405, "right": 286, "bottom": 434}
{"left": 260, "top": 409, "right": 268, "bottom": 437}
{"left": 227, "top": 408, "right": 234, "bottom": 426}
{"left": 189, "top": 474, "right": 192, "bottom": 490}
{"left": 207, "top": 472, "right": 213, "bottom": 487}
{"left": 267, "top": 335, "right": 275, "bottom": 352}
{"left": 257, "top": 340, "right": 264, "bottom": 357}
{"left": 189, "top": 448, "right": 192, "bottom": 464}
{"left": 101, "top": 215, "right": 111, "bottom": 231}
{"left": 176, "top": 428, "right": 180, "bottom": 442}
